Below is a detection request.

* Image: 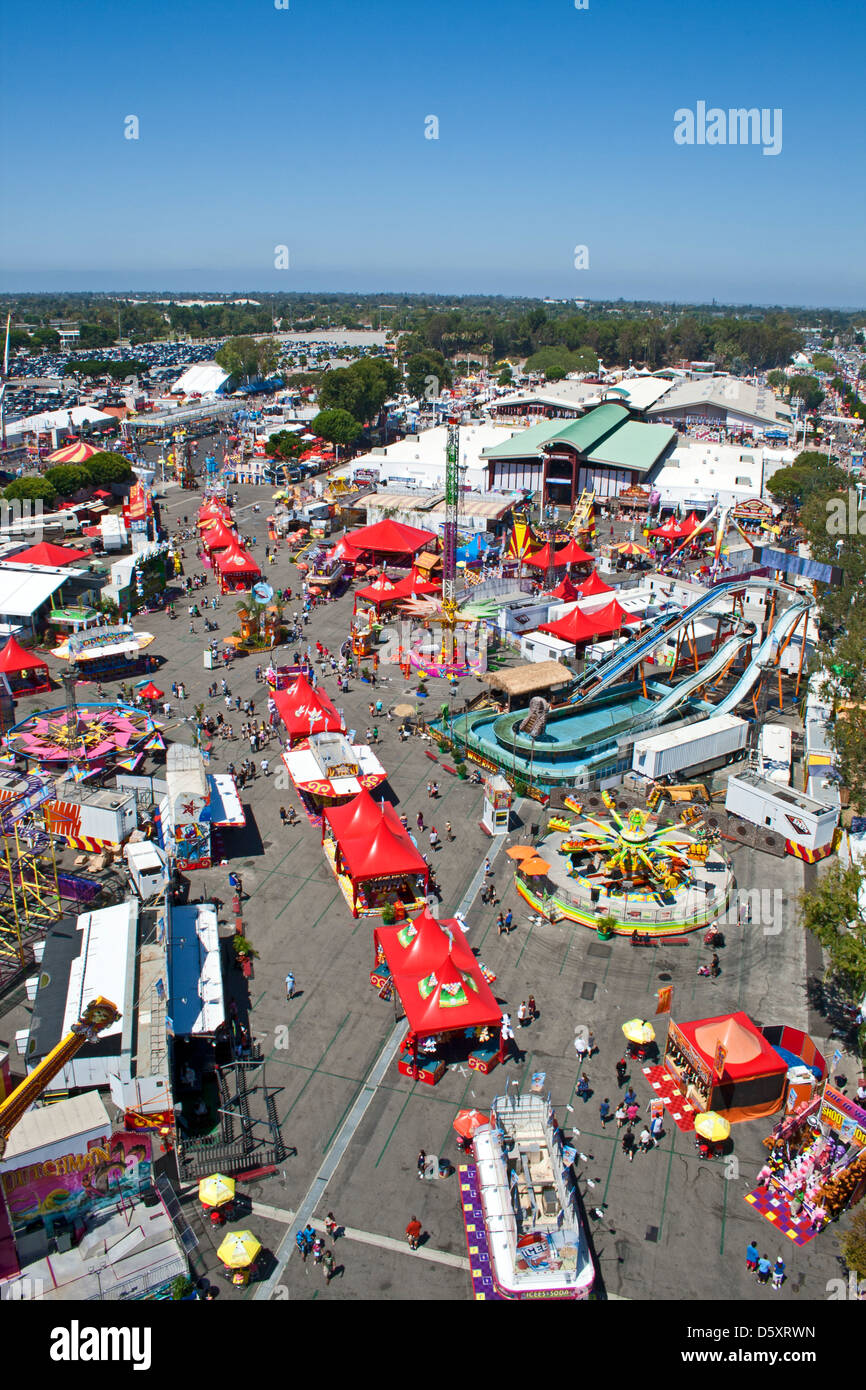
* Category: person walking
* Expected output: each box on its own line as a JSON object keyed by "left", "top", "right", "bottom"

{"left": 622, "top": 1129, "right": 636, "bottom": 1162}
{"left": 771, "top": 1255, "right": 786, "bottom": 1290}
{"left": 517, "top": 1001, "right": 529, "bottom": 1027}
{"left": 296, "top": 1228, "right": 311, "bottom": 1262}
{"left": 497, "top": 913, "right": 507, "bottom": 936}
{"left": 756, "top": 1254, "right": 772, "bottom": 1285}
{"left": 429, "top": 827, "right": 440, "bottom": 851}
{"left": 626, "top": 1101, "right": 640, "bottom": 1126}
{"left": 528, "top": 994, "right": 537, "bottom": 1020}
{"left": 504, "top": 909, "right": 513, "bottom": 932}
{"left": 285, "top": 971, "right": 295, "bottom": 1001}
{"left": 445, "top": 822, "right": 454, "bottom": 841}
{"left": 587, "top": 1030, "right": 597, "bottom": 1056}
{"left": 325, "top": 1212, "right": 340, "bottom": 1241}
{"left": 260, "top": 757, "right": 270, "bottom": 777}
{"left": 639, "top": 1127, "right": 653, "bottom": 1154}
{"left": 483, "top": 857, "right": 492, "bottom": 877}
{"left": 417, "top": 1149, "right": 427, "bottom": 1179}
{"left": 575, "top": 1033, "right": 589, "bottom": 1063}
{"left": 406, "top": 1217, "right": 422, "bottom": 1251}
{"left": 745, "top": 1241, "right": 759, "bottom": 1272}
{"left": 615, "top": 1102, "right": 627, "bottom": 1129}
{"left": 417, "top": 811, "right": 425, "bottom": 832}
{"left": 623, "top": 1086, "right": 637, "bottom": 1109}
{"left": 616, "top": 1056, "right": 628, "bottom": 1087}
{"left": 322, "top": 1248, "right": 336, "bottom": 1284}
{"left": 599, "top": 1098, "right": 612, "bottom": 1127}
{"left": 650, "top": 1114, "right": 664, "bottom": 1146}
{"left": 577, "top": 1073, "right": 591, "bottom": 1102}
{"left": 279, "top": 806, "right": 289, "bottom": 827}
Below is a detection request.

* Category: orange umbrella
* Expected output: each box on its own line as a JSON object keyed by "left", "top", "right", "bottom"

{"left": 453, "top": 1109, "right": 490, "bottom": 1140}
{"left": 507, "top": 844, "right": 536, "bottom": 860}
{"left": 520, "top": 857, "right": 551, "bottom": 876}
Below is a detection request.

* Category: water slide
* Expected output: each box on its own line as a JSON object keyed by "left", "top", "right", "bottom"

{"left": 715, "top": 597, "right": 811, "bottom": 715}
{"left": 567, "top": 576, "right": 810, "bottom": 709}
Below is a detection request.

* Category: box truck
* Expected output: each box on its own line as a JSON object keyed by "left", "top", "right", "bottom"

{"left": 725, "top": 770, "right": 838, "bottom": 853}
{"left": 125, "top": 841, "right": 169, "bottom": 900}
{"left": 631, "top": 713, "right": 749, "bottom": 781}
{"left": 758, "top": 723, "right": 792, "bottom": 786}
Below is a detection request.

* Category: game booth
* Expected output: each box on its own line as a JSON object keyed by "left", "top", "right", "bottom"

{"left": 272, "top": 675, "right": 344, "bottom": 747}
{"left": 370, "top": 907, "right": 503, "bottom": 1085}
{"left": 321, "top": 788, "right": 428, "bottom": 917}
{"left": 201, "top": 520, "right": 238, "bottom": 554}
{"left": 0, "top": 636, "right": 52, "bottom": 694}
{"left": 662, "top": 1011, "right": 788, "bottom": 1124}
{"left": 283, "top": 731, "right": 387, "bottom": 824}
{"left": 745, "top": 1082, "right": 866, "bottom": 1246}
{"left": 214, "top": 542, "right": 261, "bottom": 594}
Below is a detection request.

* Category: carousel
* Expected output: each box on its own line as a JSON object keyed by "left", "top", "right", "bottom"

{"left": 513, "top": 791, "right": 734, "bottom": 937}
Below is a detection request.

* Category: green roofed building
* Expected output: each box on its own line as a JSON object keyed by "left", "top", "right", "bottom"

{"left": 481, "top": 403, "right": 676, "bottom": 505}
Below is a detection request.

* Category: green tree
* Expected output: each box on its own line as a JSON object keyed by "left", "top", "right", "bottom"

{"left": 545, "top": 365, "right": 568, "bottom": 381}
{"left": 811, "top": 353, "right": 836, "bottom": 374}
{"left": 4, "top": 477, "right": 56, "bottom": 504}
{"left": 766, "top": 451, "right": 847, "bottom": 507}
{"left": 318, "top": 358, "right": 400, "bottom": 424}
{"left": 405, "top": 350, "right": 452, "bottom": 399}
{"left": 311, "top": 408, "right": 362, "bottom": 455}
{"left": 255, "top": 337, "right": 283, "bottom": 379}
{"left": 800, "top": 862, "right": 866, "bottom": 1002}
{"left": 29, "top": 327, "right": 60, "bottom": 350}
{"left": 81, "top": 452, "right": 133, "bottom": 486}
{"left": 787, "top": 374, "right": 825, "bottom": 412}
{"left": 766, "top": 369, "right": 787, "bottom": 390}
{"left": 215, "top": 336, "right": 260, "bottom": 382}
{"left": 265, "top": 430, "right": 304, "bottom": 461}
{"left": 44, "top": 464, "right": 91, "bottom": 497}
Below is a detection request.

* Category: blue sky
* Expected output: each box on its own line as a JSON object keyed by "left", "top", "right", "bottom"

{"left": 1, "top": 0, "right": 864, "bottom": 304}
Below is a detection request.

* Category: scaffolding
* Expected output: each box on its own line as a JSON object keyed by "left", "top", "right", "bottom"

{"left": 0, "top": 773, "right": 63, "bottom": 986}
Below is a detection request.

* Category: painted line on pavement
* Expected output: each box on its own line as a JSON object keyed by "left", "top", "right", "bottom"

{"left": 253, "top": 834, "right": 509, "bottom": 1300}
{"left": 251, "top": 1203, "right": 469, "bottom": 1269}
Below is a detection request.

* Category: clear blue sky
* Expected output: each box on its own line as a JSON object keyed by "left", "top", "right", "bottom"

{"left": 1, "top": 0, "right": 864, "bottom": 304}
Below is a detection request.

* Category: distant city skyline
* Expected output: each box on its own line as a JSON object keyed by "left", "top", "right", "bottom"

{"left": 1, "top": 0, "right": 864, "bottom": 306}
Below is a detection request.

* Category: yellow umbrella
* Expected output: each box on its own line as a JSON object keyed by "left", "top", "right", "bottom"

{"left": 520, "top": 856, "right": 551, "bottom": 876}
{"left": 198, "top": 1174, "right": 236, "bottom": 1208}
{"left": 217, "top": 1230, "right": 262, "bottom": 1269}
{"left": 507, "top": 844, "right": 536, "bottom": 860}
{"left": 622, "top": 1019, "right": 656, "bottom": 1044}
{"left": 694, "top": 1111, "right": 731, "bottom": 1142}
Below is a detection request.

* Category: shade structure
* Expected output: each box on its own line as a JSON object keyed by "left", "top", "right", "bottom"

{"left": 201, "top": 521, "right": 237, "bottom": 552}
{"left": 616, "top": 541, "right": 651, "bottom": 557}
{"left": 378, "top": 910, "right": 502, "bottom": 1037}
{"left": 197, "top": 507, "right": 233, "bottom": 529}
{"left": 666, "top": 1011, "right": 788, "bottom": 1122}
{"left": 353, "top": 573, "right": 399, "bottom": 609}
{"left": 519, "top": 856, "right": 551, "bottom": 876}
{"left": 622, "top": 1019, "right": 656, "bottom": 1044}
{"left": 12, "top": 541, "right": 92, "bottom": 566}
{"left": 139, "top": 681, "right": 164, "bottom": 700}
{"left": 337, "top": 809, "right": 429, "bottom": 882}
{"left": 549, "top": 574, "right": 580, "bottom": 602}
{"left": 523, "top": 542, "right": 558, "bottom": 570}
{"left": 274, "top": 675, "right": 343, "bottom": 742}
{"left": 323, "top": 787, "right": 392, "bottom": 842}
{"left": 576, "top": 570, "right": 613, "bottom": 598}
{"left": 217, "top": 1230, "right": 261, "bottom": 1268}
{"left": 0, "top": 636, "right": 51, "bottom": 691}
{"left": 539, "top": 597, "right": 635, "bottom": 646}
{"left": 346, "top": 518, "right": 437, "bottom": 559}
{"left": 45, "top": 440, "right": 97, "bottom": 464}
{"left": 387, "top": 571, "right": 441, "bottom": 601}
{"left": 555, "top": 538, "right": 594, "bottom": 566}
{"left": 374, "top": 904, "right": 460, "bottom": 977}
{"left": 693, "top": 1111, "right": 731, "bottom": 1142}
{"left": 506, "top": 844, "right": 536, "bottom": 860}
{"left": 198, "top": 1174, "right": 236, "bottom": 1208}
{"left": 328, "top": 536, "right": 363, "bottom": 564}
{"left": 215, "top": 542, "right": 261, "bottom": 588}
{"left": 453, "top": 1109, "right": 490, "bottom": 1140}
{"left": 650, "top": 516, "right": 690, "bottom": 540}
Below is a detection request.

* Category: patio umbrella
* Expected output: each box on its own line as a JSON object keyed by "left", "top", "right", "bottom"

{"left": 694, "top": 1111, "right": 731, "bottom": 1142}
{"left": 507, "top": 844, "right": 536, "bottom": 860}
{"left": 622, "top": 1019, "right": 656, "bottom": 1044}
{"left": 616, "top": 541, "right": 651, "bottom": 557}
{"left": 520, "top": 856, "right": 551, "bottom": 876}
{"left": 217, "top": 1230, "right": 261, "bottom": 1268}
{"left": 453, "top": 1109, "right": 490, "bottom": 1140}
{"left": 139, "top": 681, "right": 164, "bottom": 700}
{"left": 198, "top": 1174, "right": 236, "bottom": 1208}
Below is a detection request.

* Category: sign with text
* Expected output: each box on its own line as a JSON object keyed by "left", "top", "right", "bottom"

{"left": 820, "top": 1083, "right": 866, "bottom": 1149}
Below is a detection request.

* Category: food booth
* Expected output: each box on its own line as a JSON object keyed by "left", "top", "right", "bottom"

{"left": 0, "top": 636, "right": 52, "bottom": 694}
{"left": 371, "top": 907, "right": 503, "bottom": 1085}
{"left": 322, "top": 787, "right": 428, "bottom": 918}
{"left": 283, "top": 731, "right": 387, "bottom": 822}
{"left": 663, "top": 1011, "right": 788, "bottom": 1123}
{"left": 214, "top": 542, "right": 261, "bottom": 594}
{"left": 272, "top": 675, "right": 344, "bottom": 747}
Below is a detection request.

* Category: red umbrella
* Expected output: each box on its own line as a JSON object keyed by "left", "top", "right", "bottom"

{"left": 139, "top": 681, "right": 164, "bottom": 700}
{"left": 453, "top": 1109, "right": 490, "bottom": 1140}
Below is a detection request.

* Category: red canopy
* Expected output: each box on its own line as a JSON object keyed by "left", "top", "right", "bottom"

{"left": 324, "top": 788, "right": 390, "bottom": 843}
{"left": 215, "top": 543, "right": 260, "bottom": 575}
{"left": 274, "top": 676, "right": 343, "bottom": 740}
{"left": 336, "top": 804, "right": 428, "bottom": 882}
{"left": 577, "top": 569, "right": 613, "bottom": 597}
{"left": 676, "top": 1012, "right": 788, "bottom": 1085}
{"left": 12, "top": 541, "right": 92, "bottom": 566}
{"left": 539, "top": 598, "right": 635, "bottom": 645}
{"left": 650, "top": 516, "right": 690, "bottom": 540}
{"left": 346, "top": 518, "right": 437, "bottom": 557}
{"left": 139, "top": 681, "right": 164, "bottom": 700}
{"left": 388, "top": 572, "right": 441, "bottom": 600}
{"left": 550, "top": 574, "right": 579, "bottom": 602}
{"left": 379, "top": 913, "right": 502, "bottom": 1037}
{"left": 354, "top": 573, "right": 399, "bottom": 609}
{"left": 202, "top": 521, "right": 237, "bottom": 552}
{"left": 556, "top": 538, "right": 594, "bottom": 566}
{"left": 329, "top": 537, "right": 362, "bottom": 564}
{"left": 0, "top": 636, "right": 48, "bottom": 674}
{"left": 374, "top": 905, "right": 458, "bottom": 977}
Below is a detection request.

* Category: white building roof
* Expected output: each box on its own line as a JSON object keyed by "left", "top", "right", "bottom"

{"left": 63, "top": 901, "right": 138, "bottom": 1045}
{"left": 646, "top": 377, "right": 791, "bottom": 427}
{"left": 332, "top": 423, "right": 503, "bottom": 490}
{"left": 4, "top": 405, "right": 115, "bottom": 440}
{"left": 166, "top": 743, "right": 208, "bottom": 798}
{"left": 168, "top": 903, "right": 225, "bottom": 1036}
{"left": 171, "top": 361, "right": 230, "bottom": 396}
{"left": 0, "top": 1091, "right": 111, "bottom": 1166}
{"left": 0, "top": 566, "right": 69, "bottom": 618}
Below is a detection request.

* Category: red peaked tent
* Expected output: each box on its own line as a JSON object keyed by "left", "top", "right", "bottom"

{"left": 539, "top": 598, "right": 635, "bottom": 646}
{"left": 650, "top": 516, "right": 690, "bottom": 540}
{"left": 274, "top": 675, "right": 344, "bottom": 744}
{"left": 323, "top": 792, "right": 429, "bottom": 915}
{"left": 0, "top": 636, "right": 51, "bottom": 692}
{"left": 556, "top": 538, "right": 594, "bottom": 566}
{"left": 214, "top": 542, "right": 261, "bottom": 592}
{"left": 12, "top": 541, "right": 92, "bottom": 566}
{"left": 201, "top": 521, "right": 237, "bottom": 552}
{"left": 347, "top": 518, "right": 437, "bottom": 559}
{"left": 373, "top": 905, "right": 459, "bottom": 978}
{"left": 323, "top": 787, "right": 389, "bottom": 843}
{"left": 577, "top": 569, "right": 614, "bottom": 597}
{"left": 353, "top": 573, "right": 399, "bottom": 610}
{"left": 666, "top": 1011, "right": 788, "bottom": 1123}
{"left": 550, "top": 574, "right": 580, "bottom": 602}
{"left": 388, "top": 572, "right": 441, "bottom": 601}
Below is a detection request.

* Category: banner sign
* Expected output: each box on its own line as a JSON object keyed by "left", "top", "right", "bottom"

{"left": 820, "top": 1083, "right": 866, "bottom": 1148}
{"left": 754, "top": 547, "right": 843, "bottom": 587}
{"left": 713, "top": 1041, "right": 728, "bottom": 1079}
{"left": 656, "top": 985, "right": 673, "bottom": 1015}
{"left": 124, "top": 1110, "right": 175, "bottom": 1132}
{"left": 69, "top": 623, "right": 134, "bottom": 660}
{"left": 667, "top": 1019, "right": 713, "bottom": 1087}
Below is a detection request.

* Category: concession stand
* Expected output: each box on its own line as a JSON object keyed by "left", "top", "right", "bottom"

{"left": 0, "top": 636, "right": 52, "bottom": 694}
{"left": 663, "top": 1011, "right": 788, "bottom": 1123}
{"left": 214, "top": 542, "right": 261, "bottom": 594}
{"left": 283, "top": 731, "right": 386, "bottom": 820}
{"left": 322, "top": 788, "right": 428, "bottom": 917}
{"left": 272, "top": 675, "right": 344, "bottom": 747}
{"left": 371, "top": 907, "right": 503, "bottom": 1085}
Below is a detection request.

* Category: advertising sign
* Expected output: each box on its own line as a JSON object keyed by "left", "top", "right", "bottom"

{"left": 820, "top": 1083, "right": 866, "bottom": 1148}
{"left": 124, "top": 1110, "right": 175, "bottom": 1132}
{"left": 2, "top": 1129, "right": 153, "bottom": 1232}
{"left": 713, "top": 1041, "right": 728, "bottom": 1079}
{"left": 68, "top": 623, "right": 134, "bottom": 660}
{"left": 667, "top": 1020, "right": 713, "bottom": 1087}
{"left": 656, "top": 985, "right": 673, "bottom": 1015}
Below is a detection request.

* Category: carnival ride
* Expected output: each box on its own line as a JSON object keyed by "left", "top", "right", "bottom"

{"left": 5, "top": 702, "right": 159, "bottom": 775}
{"left": 0, "top": 773, "right": 63, "bottom": 982}
{"left": 0, "top": 997, "right": 120, "bottom": 1157}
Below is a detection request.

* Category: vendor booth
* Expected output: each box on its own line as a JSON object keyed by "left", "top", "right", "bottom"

{"left": 371, "top": 907, "right": 503, "bottom": 1084}
{"left": 273, "top": 675, "right": 344, "bottom": 746}
{"left": 664, "top": 1011, "right": 788, "bottom": 1123}
{"left": 283, "top": 731, "right": 387, "bottom": 822}
{"left": 0, "top": 636, "right": 52, "bottom": 694}
{"left": 201, "top": 521, "right": 237, "bottom": 553}
{"left": 344, "top": 518, "right": 438, "bottom": 567}
{"left": 214, "top": 542, "right": 261, "bottom": 594}
{"left": 746, "top": 1082, "right": 866, "bottom": 1244}
{"left": 322, "top": 789, "right": 428, "bottom": 917}
{"left": 53, "top": 623, "right": 156, "bottom": 681}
